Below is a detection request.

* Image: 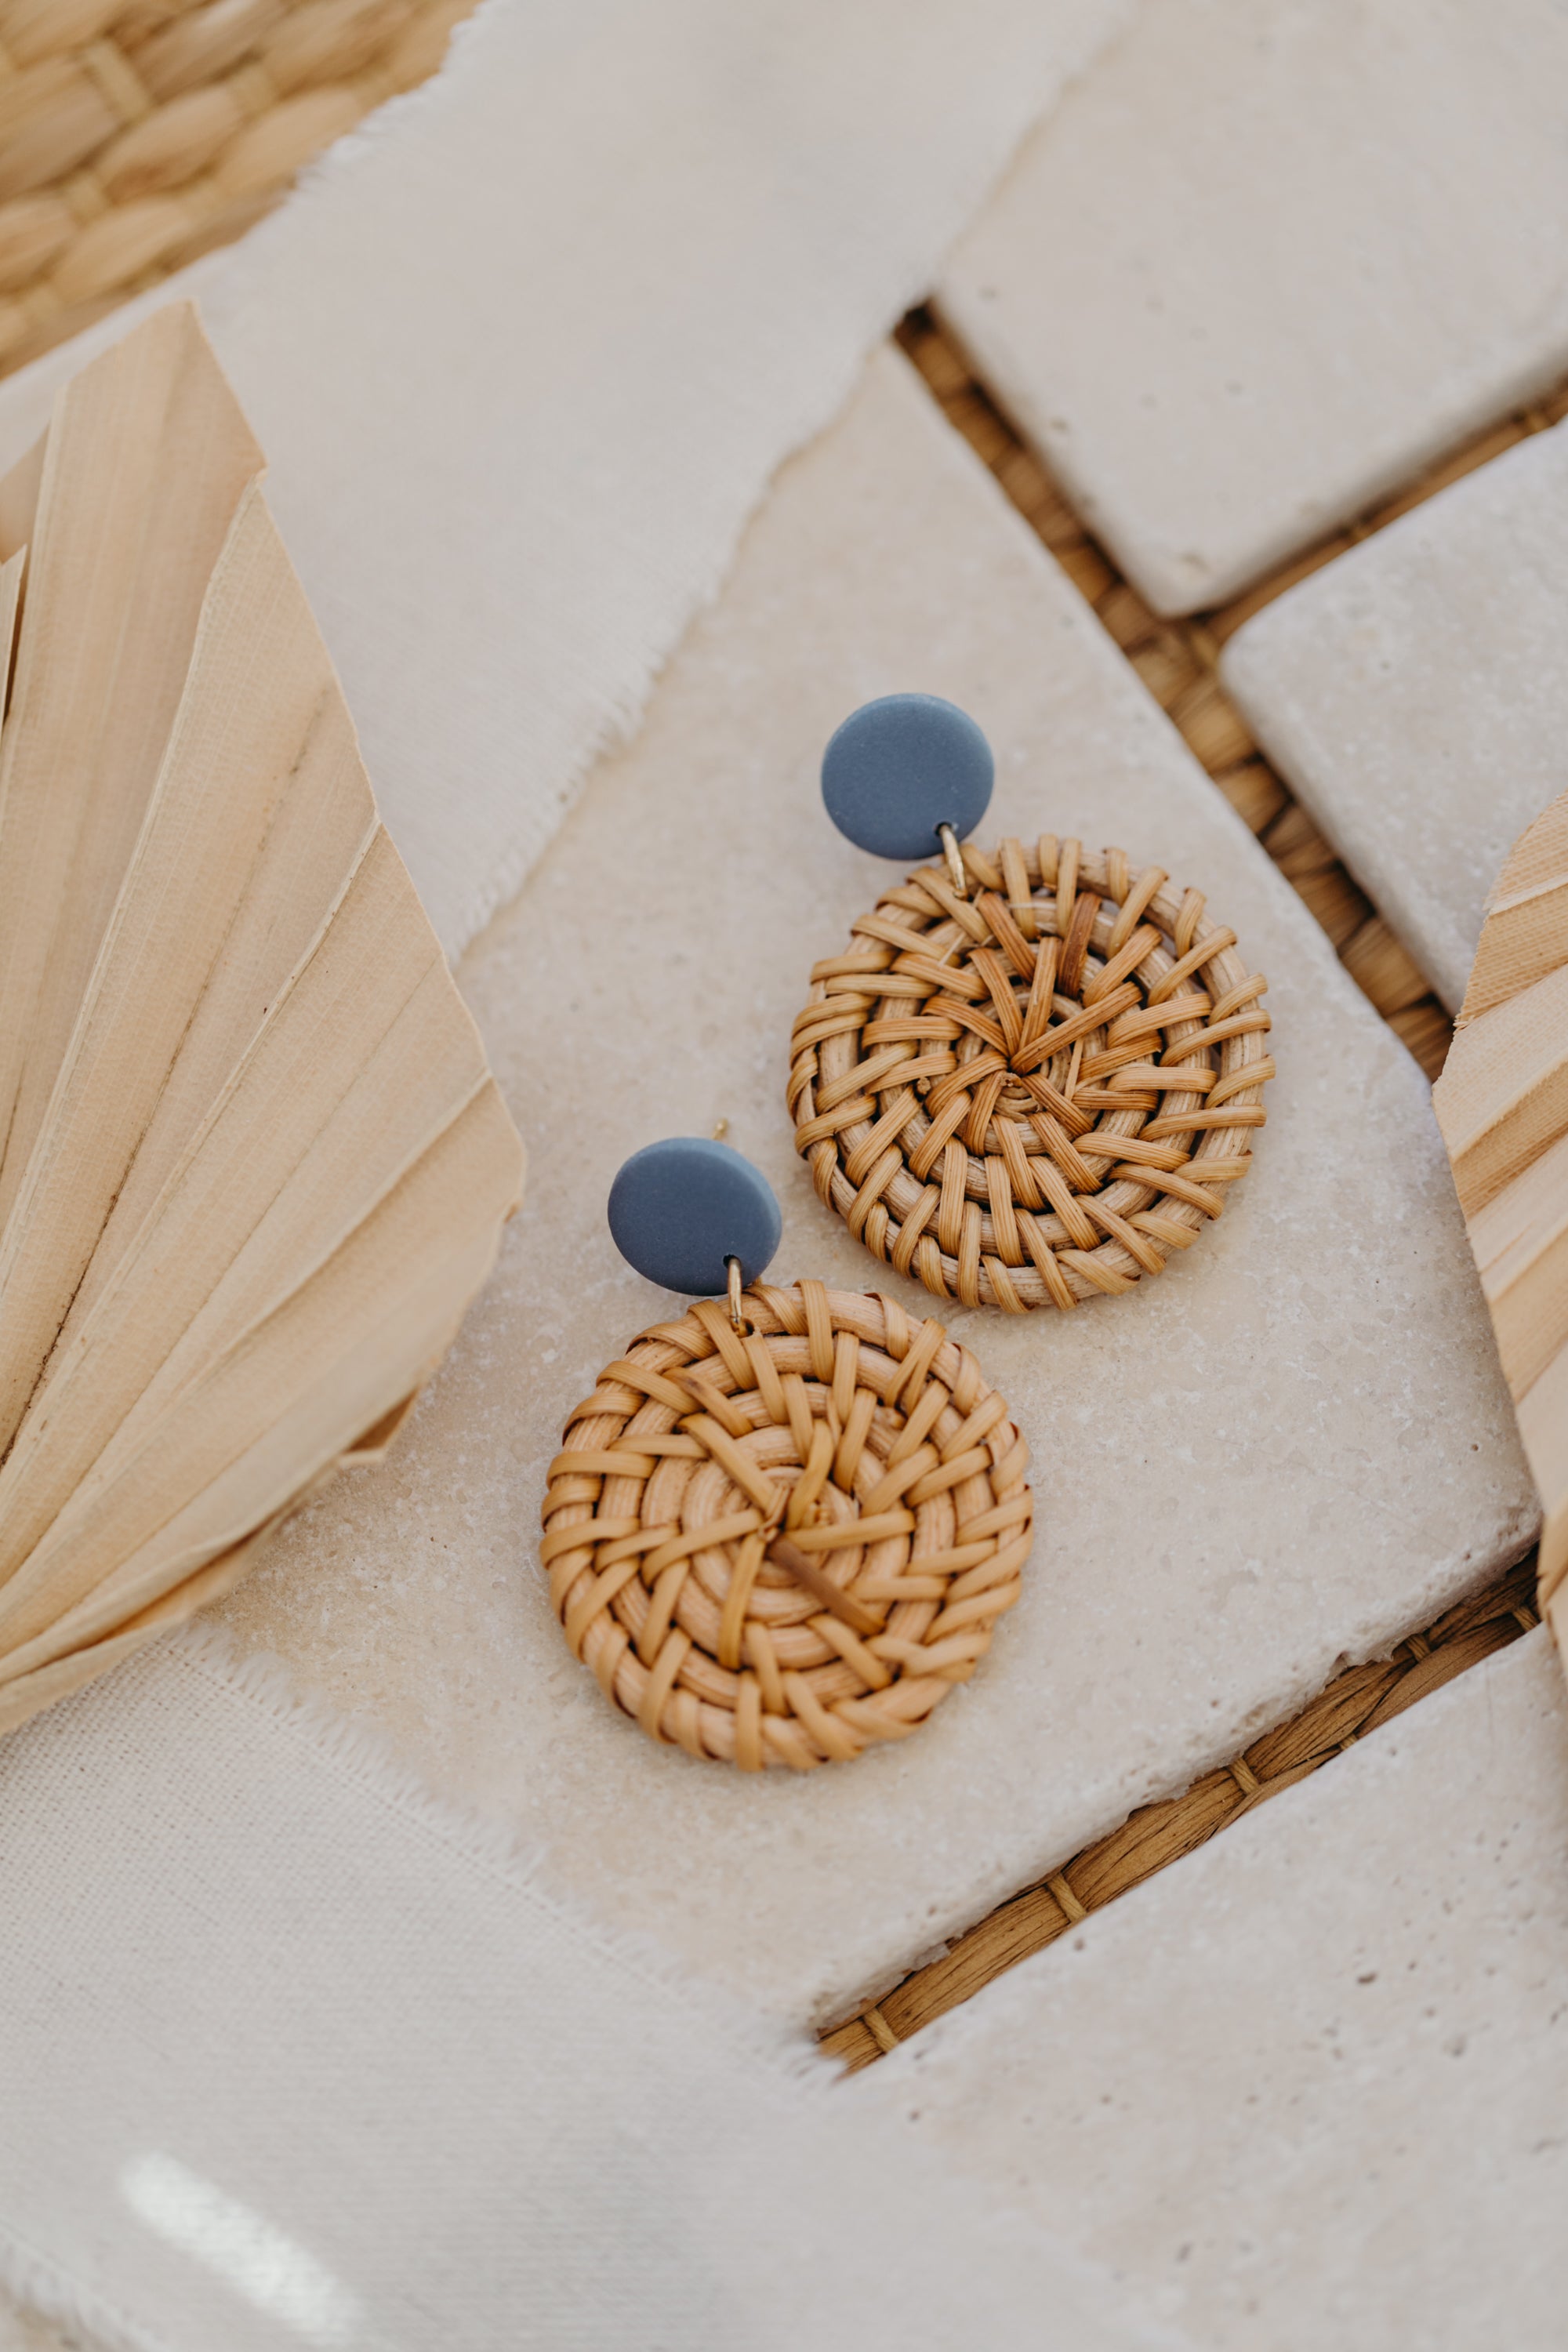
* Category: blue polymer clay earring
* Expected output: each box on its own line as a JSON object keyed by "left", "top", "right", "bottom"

{"left": 539, "top": 1136, "right": 1032, "bottom": 1769}
{"left": 821, "top": 691, "right": 995, "bottom": 883}
{"left": 789, "top": 692, "right": 1276, "bottom": 1312}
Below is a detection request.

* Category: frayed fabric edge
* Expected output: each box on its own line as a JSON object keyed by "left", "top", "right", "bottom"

{"left": 163, "top": 1621, "right": 837, "bottom": 2096}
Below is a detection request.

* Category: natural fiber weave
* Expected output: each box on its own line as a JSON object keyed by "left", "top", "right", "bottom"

{"left": 0, "top": 0, "right": 477, "bottom": 379}
{"left": 789, "top": 838, "right": 1273, "bottom": 1311}
{"left": 540, "top": 1280, "right": 1032, "bottom": 1767}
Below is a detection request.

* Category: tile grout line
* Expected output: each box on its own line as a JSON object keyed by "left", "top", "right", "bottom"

{"left": 815, "top": 310, "right": 1565, "bottom": 2074}
{"left": 899, "top": 304, "right": 1568, "bottom": 1082}
{"left": 819, "top": 1555, "right": 1540, "bottom": 2073}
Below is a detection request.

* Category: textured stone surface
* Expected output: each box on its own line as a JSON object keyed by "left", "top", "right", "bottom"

{"left": 858, "top": 1630, "right": 1568, "bottom": 2351}
{"left": 939, "top": 0, "right": 1568, "bottom": 615}
{"left": 1223, "top": 419, "right": 1568, "bottom": 1011}
{"left": 208, "top": 350, "right": 1534, "bottom": 2027}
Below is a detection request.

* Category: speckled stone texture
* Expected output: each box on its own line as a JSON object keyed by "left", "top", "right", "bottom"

{"left": 208, "top": 350, "right": 1534, "bottom": 2027}
{"left": 938, "top": 0, "right": 1568, "bottom": 615}
{"left": 1222, "top": 419, "right": 1568, "bottom": 1011}
{"left": 856, "top": 1629, "right": 1568, "bottom": 2351}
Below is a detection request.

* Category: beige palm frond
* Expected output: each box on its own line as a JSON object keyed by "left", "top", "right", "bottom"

{"left": 0, "top": 300, "right": 524, "bottom": 1737}
{"left": 1434, "top": 788, "right": 1568, "bottom": 1664}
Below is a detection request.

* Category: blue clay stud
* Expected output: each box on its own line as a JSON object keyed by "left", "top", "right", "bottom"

{"left": 608, "top": 1138, "right": 782, "bottom": 1297}
{"left": 821, "top": 693, "right": 994, "bottom": 861}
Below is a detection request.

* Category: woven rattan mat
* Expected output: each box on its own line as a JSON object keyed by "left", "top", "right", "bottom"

{"left": 0, "top": 0, "right": 477, "bottom": 379}
{"left": 1, "top": 32, "right": 1559, "bottom": 2072}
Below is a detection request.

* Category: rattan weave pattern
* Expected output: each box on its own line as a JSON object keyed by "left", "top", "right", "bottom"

{"left": 0, "top": 0, "right": 475, "bottom": 378}
{"left": 790, "top": 838, "right": 1273, "bottom": 1311}
{"left": 540, "top": 1280, "right": 1032, "bottom": 1767}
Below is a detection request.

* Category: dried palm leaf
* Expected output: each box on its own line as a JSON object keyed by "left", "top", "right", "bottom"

{"left": 0, "top": 303, "right": 524, "bottom": 1737}
{"left": 1435, "top": 786, "right": 1568, "bottom": 1669}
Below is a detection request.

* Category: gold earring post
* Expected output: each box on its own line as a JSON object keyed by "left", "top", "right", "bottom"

{"left": 937, "top": 822, "right": 967, "bottom": 899}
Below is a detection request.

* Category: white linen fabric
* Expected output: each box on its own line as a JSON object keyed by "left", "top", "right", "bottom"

{"left": 0, "top": 0, "right": 1131, "bottom": 962}
{"left": 0, "top": 1630, "right": 1183, "bottom": 2352}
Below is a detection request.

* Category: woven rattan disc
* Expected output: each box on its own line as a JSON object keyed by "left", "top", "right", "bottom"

{"left": 540, "top": 1281, "right": 1032, "bottom": 1768}
{"left": 789, "top": 837, "right": 1275, "bottom": 1311}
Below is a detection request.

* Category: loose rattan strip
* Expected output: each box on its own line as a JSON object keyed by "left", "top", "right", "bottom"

{"left": 0, "top": 0, "right": 477, "bottom": 379}
{"left": 540, "top": 1280, "right": 1033, "bottom": 1767}
{"left": 789, "top": 838, "right": 1273, "bottom": 1311}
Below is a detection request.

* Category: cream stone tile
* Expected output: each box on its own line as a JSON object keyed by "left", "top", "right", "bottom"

{"left": 1222, "top": 420, "right": 1568, "bottom": 1011}
{"left": 212, "top": 348, "right": 1534, "bottom": 2027}
{"left": 938, "top": 0, "right": 1568, "bottom": 615}
{"left": 858, "top": 1630, "right": 1568, "bottom": 2351}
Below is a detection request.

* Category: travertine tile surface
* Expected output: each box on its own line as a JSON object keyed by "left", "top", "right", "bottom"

{"left": 211, "top": 350, "right": 1534, "bottom": 2026}
{"left": 1223, "top": 419, "right": 1568, "bottom": 1011}
{"left": 857, "top": 1630, "right": 1568, "bottom": 2351}
{"left": 939, "top": 0, "right": 1568, "bottom": 614}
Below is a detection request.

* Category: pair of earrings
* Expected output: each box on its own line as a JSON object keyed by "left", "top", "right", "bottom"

{"left": 541, "top": 696, "right": 1274, "bottom": 1771}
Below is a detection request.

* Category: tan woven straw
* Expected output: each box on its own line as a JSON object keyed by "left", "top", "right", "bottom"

{"left": 789, "top": 837, "right": 1274, "bottom": 1311}
{"left": 541, "top": 1279, "right": 1032, "bottom": 1768}
{"left": 0, "top": 0, "right": 475, "bottom": 381}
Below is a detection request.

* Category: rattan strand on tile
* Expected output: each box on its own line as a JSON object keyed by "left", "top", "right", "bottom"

{"left": 820, "top": 1552, "right": 1541, "bottom": 2071}
{"left": 0, "top": 0, "right": 477, "bottom": 378}
{"left": 540, "top": 1280, "right": 1032, "bottom": 1767}
{"left": 790, "top": 837, "right": 1273, "bottom": 1311}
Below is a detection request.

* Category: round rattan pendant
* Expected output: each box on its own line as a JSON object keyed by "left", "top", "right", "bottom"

{"left": 789, "top": 834, "right": 1274, "bottom": 1311}
{"left": 541, "top": 1279, "right": 1032, "bottom": 1768}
